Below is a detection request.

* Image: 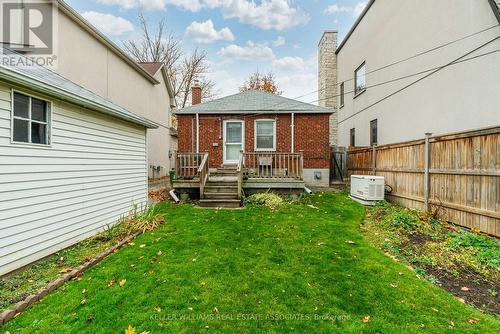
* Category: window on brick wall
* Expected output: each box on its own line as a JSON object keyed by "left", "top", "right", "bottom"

{"left": 350, "top": 128, "right": 355, "bottom": 147}
{"left": 255, "top": 120, "right": 276, "bottom": 151}
{"left": 339, "top": 82, "right": 345, "bottom": 107}
{"left": 354, "top": 62, "right": 366, "bottom": 96}
{"left": 370, "top": 119, "right": 378, "bottom": 146}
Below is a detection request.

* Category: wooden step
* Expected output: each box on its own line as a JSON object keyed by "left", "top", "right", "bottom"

{"left": 204, "top": 185, "right": 238, "bottom": 193}
{"left": 204, "top": 192, "right": 239, "bottom": 200}
{"left": 199, "top": 199, "right": 241, "bottom": 209}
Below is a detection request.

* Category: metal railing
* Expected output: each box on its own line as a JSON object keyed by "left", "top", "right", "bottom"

{"left": 242, "top": 152, "right": 304, "bottom": 180}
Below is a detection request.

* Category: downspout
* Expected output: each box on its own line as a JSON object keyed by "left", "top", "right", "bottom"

{"left": 196, "top": 113, "right": 200, "bottom": 153}
{"left": 291, "top": 113, "right": 295, "bottom": 153}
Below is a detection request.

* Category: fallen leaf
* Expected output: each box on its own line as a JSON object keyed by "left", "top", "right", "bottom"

{"left": 119, "top": 279, "right": 127, "bottom": 287}
{"left": 57, "top": 257, "right": 65, "bottom": 264}
{"left": 362, "top": 316, "right": 371, "bottom": 323}
{"left": 125, "top": 325, "right": 136, "bottom": 334}
{"left": 213, "top": 307, "right": 219, "bottom": 314}
{"left": 108, "top": 277, "right": 118, "bottom": 287}
{"left": 200, "top": 282, "right": 206, "bottom": 287}
{"left": 431, "top": 308, "right": 439, "bottom": 312}
{"left": 82, "top": 289, "right": 86, "bottom": 294}
{"left": 346, "top": 240, "right": 356, "bottom": 245}
{"left": 80, "top": 299, "right": 87, "bottom": 305}
{"left": 461, "top": 287, "right": 470, "bottom": 291}
{"left": 468, "top": 319, "right": 477, "bottom": 324}
{"left": 139, "top": 244, "right": 146, "bottom": 248}
{"left": 449, "top": 321, "right": 455, "bottom": 327}
{"left": 457, "top": 297, "right": 466, "bottom": 303}
{"left": 192, "top": 258, "right": 197, "bottom": 262}
{"left": 188, "top": 307, "right": 193, "bottom": 311}
{"left": 87, "top": 314, "right": 95, "bottom": 322}
{"left": 140, "top": 332, "right": 150, "bottom": 334}
{"left": 307, "top": 205, "right": 319, "bottom": 209}
{"left": 157, "top": 250, "right": 162, "bottom": 256}
{"left": 154, "top": 306, "right": 161, "bottom": 313}
{"left": 59, "top": 268, "right": 72, "bottom": 274}
{"left": 390, "top": 283, "right": 398, "bottom": 288}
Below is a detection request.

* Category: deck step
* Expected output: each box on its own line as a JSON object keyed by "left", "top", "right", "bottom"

{"left": 204, "top": 192, "right": 239, "bottom": 200}
{"left": 199, "top": 199, "right": 241, "bottom": 209}
{"left": 204, "top": 185, "right": 238, "bottom": 193}
{"left": 208, "top": 176, "right": 238, "bottom": 182}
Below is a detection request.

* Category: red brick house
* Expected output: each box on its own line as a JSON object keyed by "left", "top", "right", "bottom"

{"left": 173, "top": 86, "right": 334, "bottom": 207}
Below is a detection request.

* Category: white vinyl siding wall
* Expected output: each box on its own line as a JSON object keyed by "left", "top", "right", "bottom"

{"left": 0, "top": 82, "right": 148, "bottom": 276}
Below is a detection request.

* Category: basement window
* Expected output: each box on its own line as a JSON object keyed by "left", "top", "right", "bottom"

{"left": 12, "top": 91, "right": 50, "bottom": 145}
{"left": 255, "top": 120, "right": 276, "bottom": 151}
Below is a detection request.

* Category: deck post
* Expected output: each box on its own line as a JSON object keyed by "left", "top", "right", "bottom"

{"left": 424, "top": 133, "right": 432, "bottom": 211}
{"left": 371, "top": 145, "right": 377, "bottom": 175}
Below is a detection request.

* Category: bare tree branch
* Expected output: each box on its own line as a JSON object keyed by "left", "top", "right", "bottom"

{"left": 123, "top": 14, "right": 215, "bottom": 108}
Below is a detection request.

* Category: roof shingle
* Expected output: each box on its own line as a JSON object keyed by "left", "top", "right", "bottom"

{"left": 178, "top": 90, "right": 334, "bottom": 114}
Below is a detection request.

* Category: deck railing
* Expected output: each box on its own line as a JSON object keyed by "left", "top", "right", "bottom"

{"left": 174, "top": 152, "right": 205, "bottom": 180}
{"left": 198, "top": 153, "right": 210, "bottom": 198}
{"left": 237, "top": 153, "right": 244, "bottom": 199}
{"left": 242, "top": 152, "right": 303, "bottom": 180}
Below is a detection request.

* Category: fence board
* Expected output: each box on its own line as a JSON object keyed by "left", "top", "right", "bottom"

{"left": 347, "top": 126, "right": 499, "bottom": 237}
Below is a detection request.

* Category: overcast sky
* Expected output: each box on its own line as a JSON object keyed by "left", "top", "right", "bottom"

{"left": 66, "top": 0, "right": 367, "bottom": 103}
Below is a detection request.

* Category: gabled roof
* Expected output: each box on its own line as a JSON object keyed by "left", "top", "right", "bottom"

{"left": 0, "top": 48, "right": 158, "bottom": 128}
{"left": 177, "top": 90, "right": 334, "bottom": 115}
{"left": 336, "top": 0, "right": 500, "bottom": 54}
{"left": 138, "top": 62, "right": 164, "bottom": 76}
{"left": 58, "top": 0, "right": 160, "bottom": 85}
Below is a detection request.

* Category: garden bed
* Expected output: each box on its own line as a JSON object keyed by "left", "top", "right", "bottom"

{"left": 361, "top": 201, "right": 499, "bottom": 315}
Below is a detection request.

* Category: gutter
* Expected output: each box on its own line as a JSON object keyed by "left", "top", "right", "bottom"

{"left": 177, "top": 110, "right": 335, "bottom": 115}
{"left": 488, "top": 0, "right": 500, "bottom": 23}
{"left": 0, "top": 68, "right": 158, "bottom": 129}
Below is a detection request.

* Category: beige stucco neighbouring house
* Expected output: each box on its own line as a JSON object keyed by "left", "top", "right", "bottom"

{"left": 50, "top": 1, "right": 177, "bottom": 178}
{"left": 320, "top": 0, "right": 500, "bottom": 147}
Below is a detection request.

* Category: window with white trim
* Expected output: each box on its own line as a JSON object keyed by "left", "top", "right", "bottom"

{"left": 255, "top": 120, "right": 276, "bottom": 151}
{"left": 12, "top": 92, "right": 50, "bottom": 145}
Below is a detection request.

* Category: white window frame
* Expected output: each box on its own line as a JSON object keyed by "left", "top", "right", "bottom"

{"left": 11, "top": 89, "right": 52, "bottom": 147}
{"left": 254, "top": 119, "right": 276, "bottom": 152}
{"left": 354, "top": 61, "right": 366, "bottom": 97}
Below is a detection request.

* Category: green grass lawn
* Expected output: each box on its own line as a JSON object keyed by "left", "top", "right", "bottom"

{"left": 3, "top": 192, "right": 498, "bottom": 333}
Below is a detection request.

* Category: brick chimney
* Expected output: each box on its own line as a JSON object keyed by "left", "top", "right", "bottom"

{"left": 192, "top": 80, "right": 202, "bottom": 105}
{"left": 318, "top": 31, "right": 338, "bottom": 147}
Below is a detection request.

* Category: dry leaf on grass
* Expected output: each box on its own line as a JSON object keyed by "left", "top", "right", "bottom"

{"left": 461, "top": 287, "right": 470, "bottom": 291}
{"left": 362, "top": 316, "right": 371, "bottom": 323}
{"left": 108, "top": 277, "right": 118, "bottom": 287}
{"left": 125, "top": 325, "right": 136, "bottom": 334}
{"left": 119, "top": 279, "right": 127, "bottom": 287}
{"left": 80, "top": 299, "right": 87, "bottom": 305}
{"left": 59, "top": 267, "right": 72, "bottom": 273}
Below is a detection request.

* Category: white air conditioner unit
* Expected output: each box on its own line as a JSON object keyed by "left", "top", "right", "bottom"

{"left": 350, "top": 175, "right": 385, "bottom": 205}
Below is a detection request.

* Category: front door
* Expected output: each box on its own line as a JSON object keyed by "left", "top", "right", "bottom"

{"left": 223, "top": 120, "right": 244, "bottom": 164}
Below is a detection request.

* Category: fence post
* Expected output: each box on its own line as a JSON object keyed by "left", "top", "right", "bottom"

{"left": 371, "top": 145, "right": 377, "bottom": 175}
{"left": 424, "top": 133, "right": 432, "bottom": 211}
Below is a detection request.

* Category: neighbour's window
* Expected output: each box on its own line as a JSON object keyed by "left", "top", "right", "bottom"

{"left": 12, "top": 92, "right": 50, "bottom": 145}
{"left": 339, "top": 82, "right": 345, "bottom": 107}
{"left": 255, "top": 120, "right": 276, "bottom": 151}
{"left": 350, "top": 128, "right": 355, "bottom": 147}
{"left": 354, "top": 62, "right": 366, "bottom": 95}
{"left": 370, "top": 119, "right": 378, "bottom": 146}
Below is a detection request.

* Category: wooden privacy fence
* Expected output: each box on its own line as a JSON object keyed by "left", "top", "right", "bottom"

{"left": 347, "top": 126, "right": 499, "bottom": 236}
